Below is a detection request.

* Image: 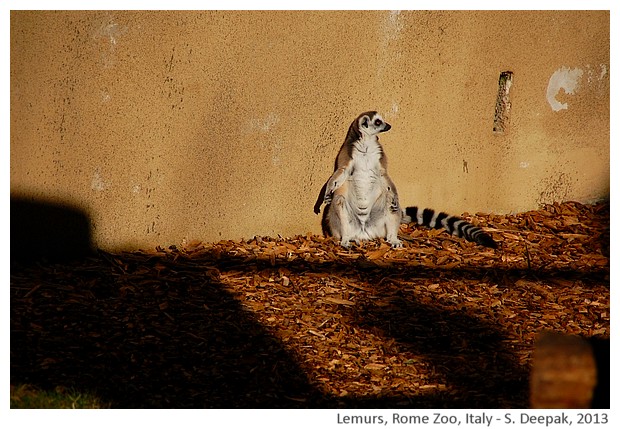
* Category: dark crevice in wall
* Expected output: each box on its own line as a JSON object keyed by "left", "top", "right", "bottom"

{"left": 493, "top": 71, "right": 513, "bottom": 134}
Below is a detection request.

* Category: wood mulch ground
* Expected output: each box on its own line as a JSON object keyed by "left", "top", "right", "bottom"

{"left": 10, "top": 201, "right": 609, "bottom": 408}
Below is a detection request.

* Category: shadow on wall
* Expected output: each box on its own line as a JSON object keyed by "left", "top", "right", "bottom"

{"left": 10, "top": 196, "right": 94, "bottom": 264}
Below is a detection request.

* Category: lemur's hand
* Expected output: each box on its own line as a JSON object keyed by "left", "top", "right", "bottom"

{"left": 389, "top": 190, "right": 400, "bottom": 212}
{"left": 323, "top": 191, "right": 333, "bottom": 205}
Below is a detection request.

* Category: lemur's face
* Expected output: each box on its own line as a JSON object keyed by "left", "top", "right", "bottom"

{"left": 359, "top": 113, "right": 391, "bottom": 135}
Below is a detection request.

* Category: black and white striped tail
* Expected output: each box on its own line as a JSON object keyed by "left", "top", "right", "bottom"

{"left": 402, "top": 206, "right": 497, "bottom": 248}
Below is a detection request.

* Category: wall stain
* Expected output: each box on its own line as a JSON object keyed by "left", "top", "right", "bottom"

{"left": 162, "top": 44, "right": 192, "bottom": 111}
{"left": 536, "top": 172, "right": 573, "bottom": 206}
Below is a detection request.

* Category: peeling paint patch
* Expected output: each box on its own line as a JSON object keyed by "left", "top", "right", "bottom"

{"left": 243, "top": 113, "right": 283, "bottom": 166}
{"left": 383, "top": 10, "right": 404, "bottom": 42}
{"left": 270, "top": 140, "right": 282, "bottom": 166}
{"left": 245, "top": 112, "right": 279, "bottom": 134}
{"left": 91, "top": 168, "right": 110, "bottom": 191}
{"left": 376, "top": 10, "right": 405, "bottom": 82}
{"left": 101, "top": 90, "right": 111, "bottom": 103}
{"left": 585, "top": 63, "right": 608, "bottom": 83}
{"left": 99, "top": 22, "right": 125, "bottom": 46}
{"left": 546, "top": 66, "right": 583, "bottom": 111}
{"left": 93, "top": 17, "right": 128, "bottom": 68}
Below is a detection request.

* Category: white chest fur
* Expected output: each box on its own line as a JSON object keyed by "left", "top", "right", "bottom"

{"left": 349, "top": 137, "right": 383, "bottom": 210}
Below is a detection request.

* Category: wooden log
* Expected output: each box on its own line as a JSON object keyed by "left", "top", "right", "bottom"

{"left": 530, "top": 331, "right": 597, "bottom": 408}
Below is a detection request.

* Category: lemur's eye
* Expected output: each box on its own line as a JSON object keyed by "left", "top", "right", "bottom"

{"left": 374, "top": 119, "right": 383, "bottom": 126}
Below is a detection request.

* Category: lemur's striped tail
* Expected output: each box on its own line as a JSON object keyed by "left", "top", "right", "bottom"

{"left": 402, "top": 206, "right": 497, "bottom": 249}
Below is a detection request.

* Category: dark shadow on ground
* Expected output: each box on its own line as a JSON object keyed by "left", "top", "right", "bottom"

{"left": 11, "top": 250, "right": 531, "bottom": 408}
{"left": 590, "top": 337, "right": 610, "bottom": 408}
{"left": 349, "top": 287, "right": 526, "bottom": 407}
{"left": 11, "top": 256, "right": 320, "bottom": 407}
{"left": 10, "top": 198, "right": 609, "bottom": 408}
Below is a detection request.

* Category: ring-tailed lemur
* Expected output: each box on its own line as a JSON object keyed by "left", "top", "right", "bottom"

{"left": 314, "top": 111, "right": 497, "bottom": 249}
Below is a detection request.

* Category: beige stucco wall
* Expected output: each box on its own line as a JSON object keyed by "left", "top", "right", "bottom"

{"left": 10, "top": 10, "right": 609, "bottom": 251}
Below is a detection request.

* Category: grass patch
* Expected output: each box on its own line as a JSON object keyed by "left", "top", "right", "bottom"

{"left": 10, "top": 384, "right": 109, "bottom": 409}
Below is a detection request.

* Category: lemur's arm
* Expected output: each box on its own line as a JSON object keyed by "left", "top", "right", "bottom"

{"left": 323, "top": 167, "right": 350, "bottom": 204}
{"left": 315, "top": 142, "right": 354, "bottom": 211}
{"left": 384, "top": 173, "right": 401, "bottom": 213}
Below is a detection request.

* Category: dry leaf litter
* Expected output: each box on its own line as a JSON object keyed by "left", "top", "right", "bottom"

{"left": 11, "top": 201, "right": 609, "bottom": 408}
